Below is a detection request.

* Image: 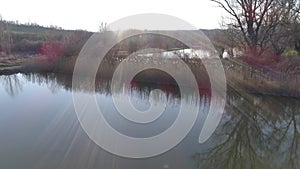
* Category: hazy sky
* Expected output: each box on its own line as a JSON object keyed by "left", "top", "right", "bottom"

{"left": 0, "top": 0, "right": 226, "bottom": 31}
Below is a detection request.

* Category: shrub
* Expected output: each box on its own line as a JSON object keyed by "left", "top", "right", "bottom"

{"left": 38, "top": 41, "right": 64, "bottom": 60}
{"left": 282, "top": 49, "right": 298, "bottom": 57}
{"left": 63, "top": 31, "right": 92, "bottom": 57}
{"left": 13, "top": 39, "right": 43, "bottom": 54}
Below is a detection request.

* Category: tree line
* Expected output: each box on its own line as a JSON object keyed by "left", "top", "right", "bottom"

{"left": 211, "top": 0, "right": 300, "bottom": 57}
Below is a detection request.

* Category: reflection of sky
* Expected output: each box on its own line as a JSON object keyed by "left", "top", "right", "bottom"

{"left": 0, "top": 74, "right": 72, "bottom": 131}
{"left": 1, "top": 73, "right": 300, "bottom": 169}
{"left": 0, "top": 74, "right": 69, "bottom": 108}
{"left": 0, "top": 74, "right": 74, "bottom": 169}
{"left": 0, "top": 73, "right": 211, "bottom": 169}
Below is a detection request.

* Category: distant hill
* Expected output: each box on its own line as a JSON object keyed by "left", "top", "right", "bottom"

{"left": 0, "top": 20, "right": 93, "bottom": 56}
{"left": 0, "top": 20, "right": 230, "bottom": 58}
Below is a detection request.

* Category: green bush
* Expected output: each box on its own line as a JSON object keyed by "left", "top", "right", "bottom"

{"left": 282, "top": 49, "right": 298, "bottom": 57}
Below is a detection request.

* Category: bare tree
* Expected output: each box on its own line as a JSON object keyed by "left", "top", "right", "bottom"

{"left": 99, "top": 22, "right": 107, "bottom": 33}
{"left": 0, "top": 19, "right": 13, "bottom": 56}
{"left": 296, "top": 38, "right": 300, "bottom": 52}
{"left": 211, "top": 0, "right": 300, "bottom": 55}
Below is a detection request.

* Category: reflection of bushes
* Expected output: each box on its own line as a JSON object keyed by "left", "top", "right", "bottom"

{"left": 0, "top": 74, "right": 23, "bottom": 96}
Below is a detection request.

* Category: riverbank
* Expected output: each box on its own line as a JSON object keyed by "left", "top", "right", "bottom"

{"left": 1, "top": 55, "right": 300, "bottom": 98}
{"left": 223, "top": 57, "right": 300, "bottom": 97}
{"left": 0, "top": 56, "right": 76, "bottom": 75}
{"left": 0, "top": 56, "right": 49, "bottom": 75}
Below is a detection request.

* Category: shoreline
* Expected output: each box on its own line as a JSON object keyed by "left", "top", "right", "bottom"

{"left": 1, "top": 56, "right": 300, "bottom": 98}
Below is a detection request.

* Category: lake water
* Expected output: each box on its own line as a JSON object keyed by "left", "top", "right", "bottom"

{"left": 0, "top": 73, "right": 299, "bottom": 169}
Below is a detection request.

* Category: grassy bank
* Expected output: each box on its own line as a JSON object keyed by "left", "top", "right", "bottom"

{"left": 1, "top": 55, "right": 300, "bottom": 98}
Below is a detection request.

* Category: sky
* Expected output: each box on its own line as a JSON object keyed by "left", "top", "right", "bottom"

{"left": 0, "top": 0, "right": 226, "bottom": 31}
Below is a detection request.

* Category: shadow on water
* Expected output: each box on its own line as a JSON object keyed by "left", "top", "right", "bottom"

{"left": 0, "top": 73, "right": 299, "bottom": 169}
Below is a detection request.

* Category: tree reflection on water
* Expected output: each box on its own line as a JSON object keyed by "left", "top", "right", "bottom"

{"left": 0, "top": 74, "right": 23, "bottom": 96}
{"left": 193, "top": 88, "right": 300, "bottom": 169}
{"left": 0, "top": 73, "right": 299, "bottom": 168}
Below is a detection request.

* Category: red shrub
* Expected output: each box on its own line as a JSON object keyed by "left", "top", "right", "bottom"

{"left": 38, "top": 41, "right": 64, "bottom": 60}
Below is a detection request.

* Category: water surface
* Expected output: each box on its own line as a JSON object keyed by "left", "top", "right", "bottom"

{"left": 0, "top": 73, "right": 299, "bottom": 169}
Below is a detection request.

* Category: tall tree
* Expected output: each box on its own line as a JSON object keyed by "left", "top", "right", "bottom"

{"left": 212, "top": 0, "right": 300, "bottom": 55}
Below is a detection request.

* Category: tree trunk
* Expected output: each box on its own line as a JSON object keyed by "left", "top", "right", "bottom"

{"left": 295, "top": 39, "right": 300, "bottom": 53}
